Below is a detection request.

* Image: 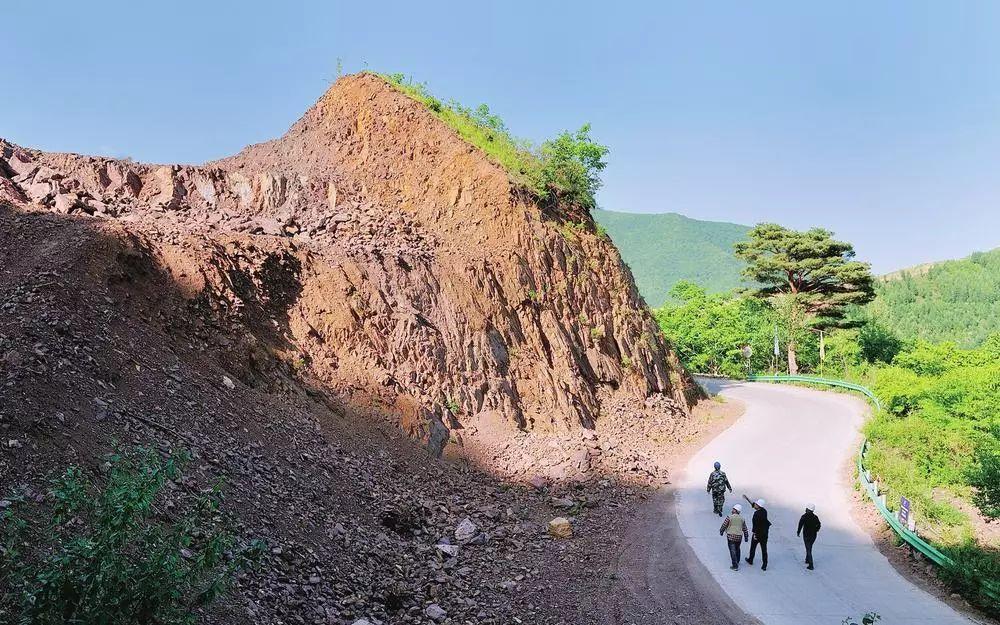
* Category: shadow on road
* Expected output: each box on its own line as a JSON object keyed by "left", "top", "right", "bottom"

{"left": 676, "top": 381, "right": 972, "bottom": 625}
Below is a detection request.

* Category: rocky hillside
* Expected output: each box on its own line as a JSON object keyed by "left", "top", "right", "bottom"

{"left": 1, "top": 74, "right": 695, "bottom": 460}
{"left": 0, "top": 74, "right": 702, "bottom": 624}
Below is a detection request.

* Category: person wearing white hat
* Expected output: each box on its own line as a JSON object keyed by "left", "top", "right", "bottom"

{"left": 719, "top": 503, "right": 749, "bottom": 570}
{"left": 797, "top": 504, "right": 822, "bottom": 570}
{"left": 744, "top": 497, "right": 771, "bottom": 570}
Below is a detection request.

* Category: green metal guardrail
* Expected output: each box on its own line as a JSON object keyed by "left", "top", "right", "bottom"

{"left": 746, "top": 374, "right": 999, "bottom": 602}
{"left": 747, "top": 374, "right": 881, "bottom": 409}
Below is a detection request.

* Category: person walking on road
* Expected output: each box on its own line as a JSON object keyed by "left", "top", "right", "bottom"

{"left": 719, "top": 503, "right": 749, "bottom": 570}
{"left": 744, "top": 497, "right": 771, "bottom": 571}
{"left": 706, "top": 461, "right": 733, "bottom": 516}
{"left": 797, "top": 504, "right": 822, "bottom": 570}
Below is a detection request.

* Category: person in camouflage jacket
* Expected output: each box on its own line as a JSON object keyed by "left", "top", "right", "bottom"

{"left": 706, "top": 461, "right": 733, "bottom": 516}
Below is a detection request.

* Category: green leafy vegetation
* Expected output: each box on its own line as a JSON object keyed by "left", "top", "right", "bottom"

{"left": 654, "top": 282, "right": 781, "bottom": 377}
{"left": 0, "top": 447, "right": 262, "bottom": 625}
{"left": 592, "top": 209, "right": 751, "bottom": 306}
{"left": 735, "top": 224, "right": 875, "bottom": 374}
{"left": 863, "top": 338, "right": 1000, "bottom": 611}
{"left": 557, "top": 221, "right": 588, "bottom": 242}
{"left": 871, "top": 248, "right": 1000, "bottom": 348}
{"left": 659, "top": 288, "right": 1000, "bottom": 607}
{"left": 652, "top": 224, "right": 999, "bottom": 610}
{"left": 377, "top": 73, "right": 608, "bottom": 209}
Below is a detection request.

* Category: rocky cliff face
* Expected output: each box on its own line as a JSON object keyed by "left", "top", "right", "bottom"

{"left": 0, "top": 73, "right": 695, "bottom": 461}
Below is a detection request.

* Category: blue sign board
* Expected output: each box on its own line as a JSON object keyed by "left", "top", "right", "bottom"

{"left": 898, "top": 496, "right": 910, "bottom": 526}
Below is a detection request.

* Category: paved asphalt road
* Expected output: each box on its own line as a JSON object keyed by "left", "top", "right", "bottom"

{"left": 677, "top": 379, "right": 974, "bottom": 625}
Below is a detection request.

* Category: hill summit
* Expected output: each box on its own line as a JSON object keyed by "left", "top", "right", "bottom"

{"left": 2, "top": 74, "right": 695, "bottom": 452}
{"left": 0, "top": 72, "right": 705, "bottom": 623}
{"left": 872, "top": 247, "right": 1000, "bottom": 347}
{"left": 592, "top": 209, "right": 750, "bottom": 306}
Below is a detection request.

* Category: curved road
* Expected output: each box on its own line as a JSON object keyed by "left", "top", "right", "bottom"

{"left": 677, "top": 379, "right": 974, "bottom": 625}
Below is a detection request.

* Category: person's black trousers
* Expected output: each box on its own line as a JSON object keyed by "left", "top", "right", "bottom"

{"left": 727, "top": 539, "right": 742, "bottom": 568}
{"left": 748, "top": 534, "right": 768, "bottom": 568}
{"left": 803, "top": 535, "right": 816, "bottom": 568}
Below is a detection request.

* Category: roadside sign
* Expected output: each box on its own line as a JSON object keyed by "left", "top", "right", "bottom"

{"left": 899, "top": 496, "right": 910, "bottom": 527}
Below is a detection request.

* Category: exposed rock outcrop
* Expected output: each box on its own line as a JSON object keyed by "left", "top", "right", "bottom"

{"left": 0, "top": 73, "right": 697, "bottom": 460}
{"left": 0, "top": 73, "right": 719, "bottom": 625}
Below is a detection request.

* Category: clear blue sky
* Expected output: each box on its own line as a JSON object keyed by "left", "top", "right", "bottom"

{"left": 6, "top": 1, "right": 1000, "bottom": 273}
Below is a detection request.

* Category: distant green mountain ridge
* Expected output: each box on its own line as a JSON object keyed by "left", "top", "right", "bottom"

{"left": 593, "top": 209, "right": 750, "bottom": 307}
{"left": 870, "top": 247, "right": 1000, "bottom": 348}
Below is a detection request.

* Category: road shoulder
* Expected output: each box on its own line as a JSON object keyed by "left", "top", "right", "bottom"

{"left": 842, "top": 428, "right": 999, "bottom": 625}
{"left": 591, "top": 392, "right": 760, "bottom": 625}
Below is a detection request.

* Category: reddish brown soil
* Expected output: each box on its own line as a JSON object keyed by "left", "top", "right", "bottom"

{"left": 0, "top": 74, "right": 712, "bottom": 624}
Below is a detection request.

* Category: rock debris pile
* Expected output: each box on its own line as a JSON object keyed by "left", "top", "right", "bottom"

{"left": 0, "top": 73, "right": 702, "bottom": 624}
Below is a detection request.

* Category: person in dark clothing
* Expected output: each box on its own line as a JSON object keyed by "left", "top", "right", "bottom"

{"left": 744, "top": 498, "right": 771, "bottom": 570}
{"left": 719, "top": 503, "right": 749, "bottom": 570}
{"left": 797, "top": 503, "right": 822, "bottom": 570}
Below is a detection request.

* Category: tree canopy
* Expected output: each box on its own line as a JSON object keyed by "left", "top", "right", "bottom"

{"left": 871, "top": 248, "right": 1000, "bottom": 348}
{"left": 734, "top": 224, "right": 874, "bottom": 372}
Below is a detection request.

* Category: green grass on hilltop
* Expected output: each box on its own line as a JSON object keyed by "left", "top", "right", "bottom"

{"left": 872, "top": 248, "right": 1000, "bottom": 347}
{"left": 375, "top": 72, "right": 608, "bottom": 210}
{"left": 378, "top": 73, "right": 539, "bottom": 185}
{"left": 592, "top": 209, "right": 750, "bottom": 306}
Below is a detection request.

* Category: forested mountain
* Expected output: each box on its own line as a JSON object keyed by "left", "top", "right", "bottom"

{"left": 593, "top": 204, "right": 1000, "bottom": 349}
{"left": 872, "top": 248, "right": 1000, "bottom": 347}
{"left": 593, "top": 209, "right": 749, "bottom": 306}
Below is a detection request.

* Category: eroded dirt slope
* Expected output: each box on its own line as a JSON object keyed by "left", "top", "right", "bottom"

{"left": 1, "top": 74, "right": 696, "bottom": 464}
{"left": 0, "top": 73, "right": 703, "bottom": 624}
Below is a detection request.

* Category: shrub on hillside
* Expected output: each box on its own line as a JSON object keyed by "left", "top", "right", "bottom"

{"left": 533, "top": 124, "right": 608, "bottom": 209}
{"left": 892, "top": 340, "right": 962, "bottom": 375}
{"left": 857, "top": 321, "right": 903, "bottom": 364}
{"left": 0, "top": 447, "right": 263, "bottom": 624}
{"left": 938, "top": 542, "right": 1000, "bottom": 614}
{"left": 378, "top": 72, "right": 609, "bottom": 210}
{"left": 969, "top": 442, "right": 1000, "bottom": 519}
{"left": 872, "top": 366, "right": 927, "bottom": 415}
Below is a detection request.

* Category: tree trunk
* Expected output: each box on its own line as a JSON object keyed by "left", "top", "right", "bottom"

{"left": 787, "top": 341, "right": 798, "bottom": 375}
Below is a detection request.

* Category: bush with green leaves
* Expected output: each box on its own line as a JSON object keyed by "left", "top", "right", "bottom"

{"left": 377, "top": 73, "right": 608, "bottom": 210}
{"left": 0, "top": 447, "right": 262, "bottom": 625}
{"left": 938, "top": 543, "right": 1000, "bottom": 614}
{"left": 857, "top": 320, "right": 903, "bottom": 364}
{"left": 653, "top": 281, "right": 819, "bottom": 377}
{"left": 969, "top": 442, "right": 1000, "bottom": 520}
{"left": 858, "top": 335, "right": 1000, "bottom": 610}
{"left": 532, "top": 124, "right": 608, "bottom": 209}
